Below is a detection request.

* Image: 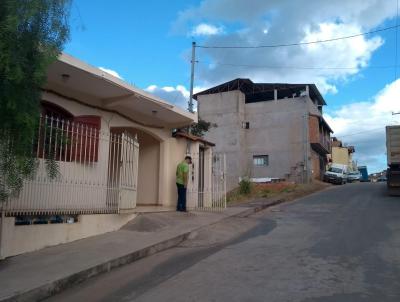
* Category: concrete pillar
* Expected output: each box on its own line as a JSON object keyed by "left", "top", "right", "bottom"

{"left": 274, "top": 89, "right": 278, "bottom": 102}
{"left": 158, "top": 140, "right": 169, "bottom": 206}
{"left": 0, "top": 210, "right": 4, "bottom": 260}
{"left": 204, "top": 148, "right": 213, "bottom": 207}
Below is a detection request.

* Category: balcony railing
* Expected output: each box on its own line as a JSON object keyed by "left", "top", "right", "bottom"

{"left": 320, "top": 136, "right": 331, "bottom": 152}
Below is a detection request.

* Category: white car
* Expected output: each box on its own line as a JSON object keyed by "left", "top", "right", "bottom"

{"left": 347, "top": 171, "right": 361, "bottom": 182}
{"left": 324, "top": 165, "right": 348, "bottom": 185}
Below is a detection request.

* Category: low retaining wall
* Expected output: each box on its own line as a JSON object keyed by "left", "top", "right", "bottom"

{"left": 0, "top": 213, "right": 136, "bottom": 259}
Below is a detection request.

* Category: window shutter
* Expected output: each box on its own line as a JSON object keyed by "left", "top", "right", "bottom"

{"left": 71, "top": 116, "right": 101, "bottom": 162}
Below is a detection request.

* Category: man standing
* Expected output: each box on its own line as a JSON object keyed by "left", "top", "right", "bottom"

{"left": 176, "top": 155, "right": 192, "bottom": 212}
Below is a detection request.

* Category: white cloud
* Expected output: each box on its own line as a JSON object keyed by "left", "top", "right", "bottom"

{"left": 167, "top": 1, "right": 398, "bottom": 171}
{"left": 193, "top": 21, "right": 382, "bottom": 95}
{"left": 145, "top": 85, "right": 205, "bottom": 110}
{"left": 174, "top": 0, "right": 394, "bottom": 94}
{"left": 191, "top": 23, "right": 224, "bottom": 36}
{"left": 99, "top": 67, "right": 123, "bottom": 79}
{"left": 324, "top": 79, "right": 400, "bottom": 172}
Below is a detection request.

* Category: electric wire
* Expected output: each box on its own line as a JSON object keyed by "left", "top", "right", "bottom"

{"left": 335, "top": 127, "right": 385, "bottom": 138}
{"left": 192, "top": 5, "right": 400, "bottom": 143}
{"left": 196, "top": 24, "right": 400, "bottom": 49}
{"left": 197, "top": 61, "right": 399, "bottom": 71}
{"left": 334, "top": 121, "right": 400, "bottom": 139}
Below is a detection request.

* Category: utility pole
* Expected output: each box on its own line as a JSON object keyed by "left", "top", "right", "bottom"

{"left": 188, "top": 41, "right": 196, "bottom": 114}
{"left": 306, "top": 114, "right": 311, "bottom": 184}
{"left": 186, "top": 42, "right": 196, "bottom": 154}
{"left": 303, "top": 113, "right": 309, "bottom": 184}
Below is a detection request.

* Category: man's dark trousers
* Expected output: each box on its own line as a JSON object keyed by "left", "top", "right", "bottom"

{"left": 176, "top": 183, "right": 187, "bottom": 212}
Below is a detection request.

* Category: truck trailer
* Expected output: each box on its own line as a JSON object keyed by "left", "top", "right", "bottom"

{"left": 358, "top": 166, "right": 369, "bottom": 182}
{"left": 386, "top": 126, "right": 400, "bottom": 195}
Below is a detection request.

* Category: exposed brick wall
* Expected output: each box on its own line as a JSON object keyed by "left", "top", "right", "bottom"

{"left": 309, "top": 115, "right": 320, "bottom": 143}
{"left": 311, "top": 150, "right": 321, "bottom": 180}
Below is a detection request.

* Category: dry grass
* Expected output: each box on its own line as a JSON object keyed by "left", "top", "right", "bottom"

{"left": 227, "top": 180, "right": 331, "bottom": 206}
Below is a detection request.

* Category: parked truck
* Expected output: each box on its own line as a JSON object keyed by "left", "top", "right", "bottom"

{"left": 386, "top": 126, "right": 400, "bottom": 196}
{"left": 358, "top": 166, "right": 369, "bottom": 182}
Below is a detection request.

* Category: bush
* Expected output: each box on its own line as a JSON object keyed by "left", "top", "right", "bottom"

{"left": 239, "top": 178, "right": 251, "bottom": 195}
{"left": 283, "top": 186, "right": 294, "bottom": 193}
{"left": 261, "top": 189, "right": 271, "bottom": 198}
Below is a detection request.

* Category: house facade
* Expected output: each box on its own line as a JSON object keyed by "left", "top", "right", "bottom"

{"left": 0, "top": 53, "right": 224, "bottom": 259}
{"left": 330, "top": 138, "right": 356, "bottom": 171}
{"left": 195, "top": 78, "right": 333, "bottom": 191}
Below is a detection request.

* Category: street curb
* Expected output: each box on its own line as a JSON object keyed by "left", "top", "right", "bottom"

{"left": 233, "top": 199, "right": 285, "bottom": 218}
{"left": 0, "top": 232, "right": 191, "bottom": 302}
{"left": 0, "top": 208, "right": 255, "bottom": 302}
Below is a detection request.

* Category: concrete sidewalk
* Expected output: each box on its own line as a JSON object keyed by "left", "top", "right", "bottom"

{"left": 0, "top": 207, "right": 254, "bottom": 302}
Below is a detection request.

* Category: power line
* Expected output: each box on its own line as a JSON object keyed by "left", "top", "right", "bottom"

{"left": 198, "top": 61, "right": 399, "bottom": 71}
{"left": 196, "top": 24, "right": 400, "bottom": 49}
{"left": 336, "top": 127, "right": 388, "bottom": 138}
{"left": 333, "top": 119, "right": 400, "bottom": 139}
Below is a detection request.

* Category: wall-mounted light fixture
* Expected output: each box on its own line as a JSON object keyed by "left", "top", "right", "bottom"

{"left": 61, "top": 74, "right": 70, "bottom": 83}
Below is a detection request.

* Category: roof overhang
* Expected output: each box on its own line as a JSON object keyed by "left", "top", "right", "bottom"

{"left": 44, "top": 53, "right": 196, "bottom": 128}
{"left": 174, "top": 131, "right": 215, "bottom": 147}
{"left": 194, "top": 78, "right": 327, "bottom": 106}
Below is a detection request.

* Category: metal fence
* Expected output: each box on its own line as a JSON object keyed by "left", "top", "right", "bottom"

{"left": 187, "top": 152, "right": 226, "bottom": 211}
{"left": 2, "top": 115, "right": 139, "bottom": 216}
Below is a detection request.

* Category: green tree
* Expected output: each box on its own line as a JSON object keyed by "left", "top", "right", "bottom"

{"left": 0, "top": 0, "right": 71, "bottom": 202}
{"left": 190, "top": 119, "right": 217, "bottom": 137}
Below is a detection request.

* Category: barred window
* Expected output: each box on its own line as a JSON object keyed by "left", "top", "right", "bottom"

{"left": 35, "top": 102, "right": 101, "bottom": 162}
{"left": 253, "top": 155, "right": 268, "bottom": 166}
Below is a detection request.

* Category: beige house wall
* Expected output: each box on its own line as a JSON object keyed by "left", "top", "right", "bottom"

{"left": 133, "top": 129, "right": 160, "bottom": 206}
{"left": 42, "top": 91, "right": 190, "bottom": 208}
{"left": 331, "top": 147, "right": 350, "bottom": 166}
{"left": 0, "top": 91, "right": 195, "bottom": 259}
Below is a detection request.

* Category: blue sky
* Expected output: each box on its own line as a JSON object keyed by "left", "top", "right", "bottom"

{"left": 66, "top": 0, "right": 196, "bottom": 88}
{"left": 64, "top": 0, "right": 400, "bottom": 173}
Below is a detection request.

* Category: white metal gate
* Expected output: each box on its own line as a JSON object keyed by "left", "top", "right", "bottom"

{"left": 118, "top": 132, "right": 139, "bottom": 212}
{"left": 187, "top": 152, "right": 226, "bottom": 211}
{"left": 107, "top": 131, "right": 139, "bottom": 214}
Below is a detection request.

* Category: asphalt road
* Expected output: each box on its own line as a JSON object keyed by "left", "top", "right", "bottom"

{"left": 46, "top": 182, "right": 400, "bottom": 302}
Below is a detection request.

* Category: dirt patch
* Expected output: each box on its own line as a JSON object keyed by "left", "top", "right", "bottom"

{"left": 228, "top": 180, "right": 331, "bottom": 207}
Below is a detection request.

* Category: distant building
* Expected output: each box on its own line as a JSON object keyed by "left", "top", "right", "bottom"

{"left": 195, "top": 78, "right": 333, "bottom": 191}
{"left": 330, "top": 138, "right": 356, "bottom": 170}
